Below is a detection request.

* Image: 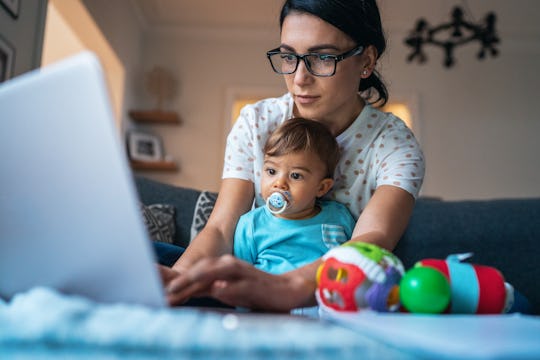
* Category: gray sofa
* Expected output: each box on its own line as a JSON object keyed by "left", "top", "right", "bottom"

{"left": 134, "top": 176, "right": 540, "bottom": 314}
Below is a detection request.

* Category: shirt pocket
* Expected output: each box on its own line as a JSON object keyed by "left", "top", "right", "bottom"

{"left": 321, "top": 224, "right": 349, "bottom": 249}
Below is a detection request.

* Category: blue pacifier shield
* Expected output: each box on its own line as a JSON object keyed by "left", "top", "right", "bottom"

{"left": 266, "top": 192, "right": 290, "bottom": 214}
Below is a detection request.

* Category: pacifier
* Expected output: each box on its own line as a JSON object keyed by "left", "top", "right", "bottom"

{"left": 266, "top": 191, "right": 291, "bottom": 215}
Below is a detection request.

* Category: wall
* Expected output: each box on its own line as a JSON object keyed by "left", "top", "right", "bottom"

{"left": 42, "top": 0, "right": 125, "bottom": 127}
{"left": 138, "top": 26, "right": 285, "bottom": 190}
{"left": 81, "top": 0, "right": 143, "bottom": 133}
{"left": 86, "top": 0, "right": 540, "bottom": 200}
{"left": 378, "top": 0, "right": 540, "bottom": 200}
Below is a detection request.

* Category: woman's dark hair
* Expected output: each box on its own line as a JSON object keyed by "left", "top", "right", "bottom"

{"left": 279, "top": 0, "right": 388, "bottom": 106}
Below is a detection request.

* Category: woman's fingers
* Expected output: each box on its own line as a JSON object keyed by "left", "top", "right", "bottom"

{"left": 165, "top": 255, "right": 250, "bottom": 306}
{"left": 158, "top": 264, "right": 178, "bottom": 285}
{"left": 199, "top": 256, "right": 297, "bottom": 311}
{"left": 210, "top": 257, "right": 319, "bottom": 312}
{"left": 165, "top": 257, "right": 224, "bottom": 305}
{"left": 162, "top": 255, "right": 313, "bottom": 311}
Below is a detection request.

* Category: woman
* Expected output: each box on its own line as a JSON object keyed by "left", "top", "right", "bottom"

{"left": 160, "top": 0, "right": 425, "bottom": 311}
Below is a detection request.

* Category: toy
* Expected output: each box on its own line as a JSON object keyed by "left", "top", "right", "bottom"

{"left": 316, "top": 242, "right": 404, "bottom": 312}
{"left": 402, "top": 253, "right": 514, "bottom": 314}
{"left": 399, "top": 266, "right": 451, "bottom": 313}
{"left": 316, "top": 243, "right": 515, "bottom": 314}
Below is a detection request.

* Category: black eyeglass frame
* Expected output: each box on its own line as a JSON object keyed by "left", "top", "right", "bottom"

{"left": 266, "top": 45, "right": 365, "bottom": 77}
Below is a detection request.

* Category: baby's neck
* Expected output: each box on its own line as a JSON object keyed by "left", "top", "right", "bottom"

{"left": 274, "top": 204, "right": 321, "bottom": 220}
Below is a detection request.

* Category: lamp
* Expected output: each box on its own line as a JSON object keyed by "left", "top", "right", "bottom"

{"left": 404, "top": 5, "right": 500, "bottom": 68}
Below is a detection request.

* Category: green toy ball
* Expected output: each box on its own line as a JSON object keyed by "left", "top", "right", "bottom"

{"left": 399, "top": 266, "right": 451, "bottom": 314}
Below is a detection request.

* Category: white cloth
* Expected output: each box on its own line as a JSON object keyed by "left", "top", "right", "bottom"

{"left": 0, "top": 287, "right": 415, "bottom": 359}
{"left": 223, "top": 93, "right": 425, "bottom": 219}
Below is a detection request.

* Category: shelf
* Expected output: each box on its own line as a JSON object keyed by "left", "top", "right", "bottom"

{"left": 130, "top": 160, "right": 178, "bottom": 172}
{"left": 128, "top": 110, "right": 180, "bottom": 124}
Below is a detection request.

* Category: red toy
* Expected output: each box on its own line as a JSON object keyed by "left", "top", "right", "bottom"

{"left": 316, "top": 243, "right": 515, "bottom": 315}
{"left": 400, "top": 253, "right": 514, "bottom": 314}
{"left": 316, "top": 242, "right": 404, "bottom": 312}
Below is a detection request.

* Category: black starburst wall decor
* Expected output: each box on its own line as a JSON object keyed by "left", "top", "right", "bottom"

{"left": 404, "top": 6, "right": 500, "bottom": 68}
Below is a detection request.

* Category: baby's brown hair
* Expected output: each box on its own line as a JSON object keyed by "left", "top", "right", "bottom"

{"left": 264, "top": 117, "right": 340, "bottom": 179}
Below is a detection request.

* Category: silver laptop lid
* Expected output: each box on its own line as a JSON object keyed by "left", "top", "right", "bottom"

{"left": 0, "top": 52, "right": 165, "bottom": 307}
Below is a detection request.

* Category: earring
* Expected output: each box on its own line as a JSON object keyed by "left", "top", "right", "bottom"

{"left": 362, "top": 69, "right": 369, "bottom": 76}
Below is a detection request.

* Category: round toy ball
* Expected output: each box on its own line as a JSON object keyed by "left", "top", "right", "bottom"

{"left": 400, "top": 266, "right": 451, "bottom": 314}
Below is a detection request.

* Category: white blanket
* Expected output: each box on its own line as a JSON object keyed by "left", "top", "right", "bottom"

{"left": 0, "top": 287, "right": 414, "bottom": 359}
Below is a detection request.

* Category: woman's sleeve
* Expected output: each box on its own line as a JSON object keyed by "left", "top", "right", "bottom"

{"left": 374, "top": 121, "right": 426, "bottom": 198}
{"left": 222, "top": 106, "right": 257, "bottom": 182}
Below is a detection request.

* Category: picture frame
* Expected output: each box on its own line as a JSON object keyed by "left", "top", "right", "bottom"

{"left": 0, "top": 35, "right": 15, "bottom": 83}
{"left": 0, "top": 0, "right": 20, "bottom": 18}
{"left": 127, "top": 131, "right": 164, "bottom": 162}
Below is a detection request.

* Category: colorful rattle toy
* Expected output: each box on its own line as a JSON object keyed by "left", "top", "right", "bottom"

{"left": 266, "top": 191, "right": 291, "bottom": 215}
{"left": 316, "top": 243, "right": 515, "bottom": 314}
{"left": 316, "top": 242, "right": 404, "bottom": 312}
{"left": 400, "top": 253, "right": 514, "bottom": 314}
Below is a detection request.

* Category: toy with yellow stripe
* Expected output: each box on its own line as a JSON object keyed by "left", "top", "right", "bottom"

{"left": 316, "top": 242, "right": 514, "bottom": 314}
{"left": 316, "top": 242, "right": 404, "bottom": 312}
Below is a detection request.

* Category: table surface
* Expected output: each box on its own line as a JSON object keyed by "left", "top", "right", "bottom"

{"left": 2, "top": 287, "right": 540, "bottom": 360}
{"left": 322, "top": 309, "right": 540, "bottom": 360}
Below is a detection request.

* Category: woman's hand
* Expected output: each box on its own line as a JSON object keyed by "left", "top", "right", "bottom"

{"left": 163, "top": 255, "right": 319, "bottom": 312}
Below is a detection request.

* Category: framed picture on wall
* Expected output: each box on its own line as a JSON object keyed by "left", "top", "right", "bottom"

{"left": 0, "top": 35, "right": 15, "bottom": 83}
{"left": 127, "top": 131, "right": 164, "bottom": 162}
{"left": 0, "top": 0, "right": 20, "bottom": 18}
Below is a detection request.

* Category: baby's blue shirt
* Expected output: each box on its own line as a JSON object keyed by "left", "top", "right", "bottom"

{"left": 233, "top": 200, "right": 356, "bottom": 274}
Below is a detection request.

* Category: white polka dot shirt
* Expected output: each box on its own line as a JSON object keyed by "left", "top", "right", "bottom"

{"left": 223, "top": 93, "right": 425, "bottom": 220}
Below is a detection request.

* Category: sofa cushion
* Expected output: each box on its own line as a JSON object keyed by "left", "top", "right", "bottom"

{"left": 134, "top": 176, "right": 201, "bottom": 247}
{"left": 190, "top": 191, "right": 218, "bottom": 242}
{"left": 395, "top": 197, "right": 540, "bottom": 315}
{"left": 140, "top": 203, "right": 176, "bottom": 244}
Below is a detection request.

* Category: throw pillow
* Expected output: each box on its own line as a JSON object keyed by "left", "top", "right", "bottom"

{"left": 190, "top": 191, "right": 218, "bottom": 242}
{"left": 140, "top": 203, "right": 176, "bottom": 244}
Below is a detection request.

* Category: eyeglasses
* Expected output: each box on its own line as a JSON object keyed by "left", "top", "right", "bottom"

{"left": 266, "top": 45, "right": 364, "bottom": 77}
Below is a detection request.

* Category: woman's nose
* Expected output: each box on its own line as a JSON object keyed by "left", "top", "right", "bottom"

{"left": 293, "top": 59, "right": 313, "bottom": 86}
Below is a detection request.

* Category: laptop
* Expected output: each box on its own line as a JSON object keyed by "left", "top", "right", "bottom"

{"left": 0, "top": 52, "right": 166, "bottom": 307}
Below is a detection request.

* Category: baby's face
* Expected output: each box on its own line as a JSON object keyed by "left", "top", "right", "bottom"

{"left": 261, "top": 151, "right": 329, "bottom": 219}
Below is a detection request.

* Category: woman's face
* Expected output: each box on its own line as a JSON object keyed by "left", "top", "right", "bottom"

{"left": 280, "top": 12, "right": 370, "bottom": 133}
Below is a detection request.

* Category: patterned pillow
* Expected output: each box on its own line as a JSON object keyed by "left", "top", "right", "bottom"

{"left": 190, "top": 191, "right": 218, "bottom": 242}
{"left": 140, "top": 203, "right": 176, "bottom": 244}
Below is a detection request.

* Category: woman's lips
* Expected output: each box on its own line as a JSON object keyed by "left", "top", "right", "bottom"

{"left": 295, "top": 94, "right": 319, "bottom": 105}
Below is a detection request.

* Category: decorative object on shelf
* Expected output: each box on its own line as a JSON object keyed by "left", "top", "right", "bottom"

{"left": 0, "top": 35, "right": 15, "bottom": 82}
{"left": 127, "top": 131, "right": 164, "bottom": 163}
{"left": 127, "top": 131, "right": 177, "bottom": 172}
{"left": 0, "top": 0, "right": 20, "bottom": 19}
{"left": 129, "top": 66, "right": 180, "bottom": 124}
{"left": 127, "top": 66, "right": 180, "bottom": 171}
{"left": 145, "top": 66, "right": 177, "bottom": 110}
{"left": 404, "top": 5, "right": 499, "bottom": 68}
